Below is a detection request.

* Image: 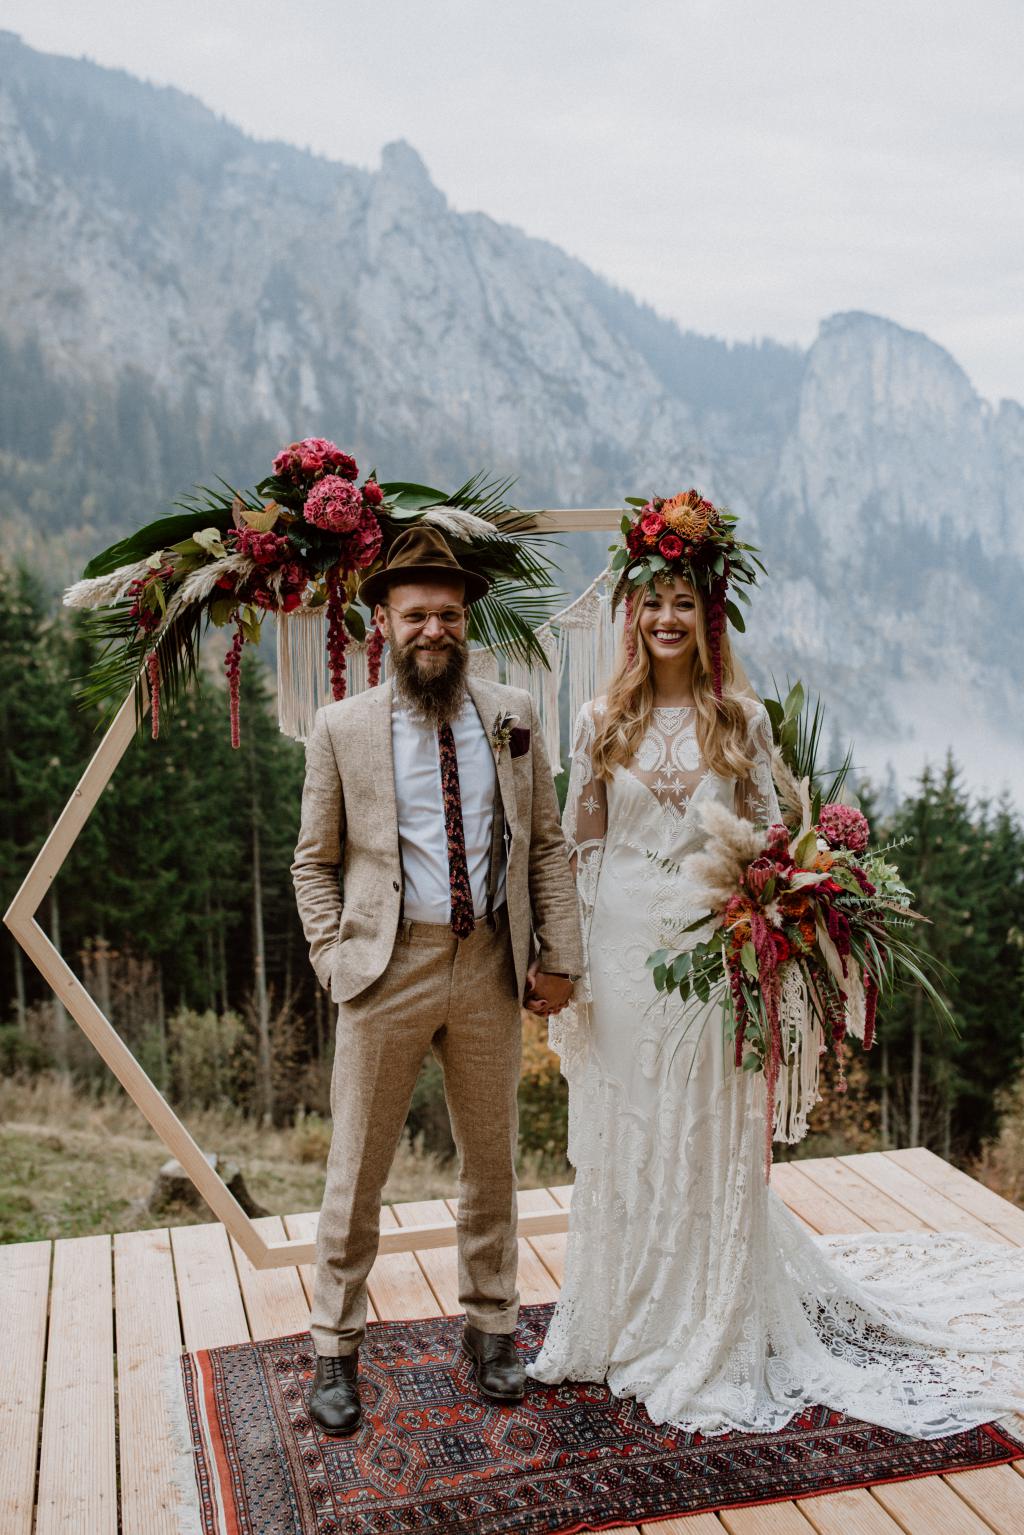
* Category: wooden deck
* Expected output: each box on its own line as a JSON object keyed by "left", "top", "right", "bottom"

{"left": 3, "top": 1147, "right": 1024, "bottom": 1535}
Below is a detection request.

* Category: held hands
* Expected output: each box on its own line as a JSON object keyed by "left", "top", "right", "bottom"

{"left": 524, "top": 960, "right": 574, "bottom": 1017}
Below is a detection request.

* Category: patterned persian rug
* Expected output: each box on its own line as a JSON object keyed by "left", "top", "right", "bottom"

{"left": 178, "top": 1302, "right": 1024, "bottom": 1535}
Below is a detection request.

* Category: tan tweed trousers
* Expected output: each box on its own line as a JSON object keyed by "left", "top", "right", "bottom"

{"left": 309, "top": 907, "right": 522, "bottom": 1356}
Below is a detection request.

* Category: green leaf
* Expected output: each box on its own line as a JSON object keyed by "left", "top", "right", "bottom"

{"left": 742, "top": 1052, "right": 761, "bottom": 1071}
{"left": 740, "top": 941, "right": 759, "bottom": 978}
{"left": 652, "top": 963, "right": 668, "bottom": 991}
{"left": 624, "top": 497, "right": 648, "bottom": 507}
{"left": 344, "top": 605, "right": 367, "bottom": 642}
{"left": 762, "top": 696, "right": 784, "bottom": 731}
{"left": 725, "top": 599, "right": 745, "bottom": 632}
{"left": 670, "top": 952, "right": 692, "bottom": 985}
{"left": 794, "top": 827, "right": 819, "bottom": 868}
{"left": 646, "top": 948, "right": 670, "bottom": 971}
{"left": 210, "top": 598, "right": 235, "bottom": 627}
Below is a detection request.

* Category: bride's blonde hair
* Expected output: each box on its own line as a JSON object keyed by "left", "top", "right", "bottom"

{"left": 591, "top": 580, "right": 757, "bottom": 782}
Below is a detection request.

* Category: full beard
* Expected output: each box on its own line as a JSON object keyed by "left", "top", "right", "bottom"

{"left": 391, "top": 634, "right": 469, "bottom": 725}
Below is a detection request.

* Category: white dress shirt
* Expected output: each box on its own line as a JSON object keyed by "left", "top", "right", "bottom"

{"left": 392, "top": 693, "right": 507, "bottom": 924}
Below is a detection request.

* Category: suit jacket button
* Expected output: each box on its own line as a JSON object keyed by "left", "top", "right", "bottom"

{"left": 392, "top": 880, "right": 400, "bottom": 892}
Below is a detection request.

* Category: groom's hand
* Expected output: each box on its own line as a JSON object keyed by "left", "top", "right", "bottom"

{"left": 524, "top": 961, "right": 574, "bottom": 1017}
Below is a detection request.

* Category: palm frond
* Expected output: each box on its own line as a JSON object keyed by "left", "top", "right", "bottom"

{"left": 82, "top": 485, "right": 241, "bottom": 578}
{"left": 764, "top": 677, "right": 856, "bottom": 804}
{"left": 379, "top": 472, "right": 561, "bottom": 667}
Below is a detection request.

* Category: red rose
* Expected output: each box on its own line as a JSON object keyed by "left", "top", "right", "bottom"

{"left": 658, "top": 532, "right": 684, "bottom": 560}
{"left": 640, "top": 512, "right": 666, "bottom": 540}
{"left": 626, "top": 525, "right": 645, "bottom": 554}
{"left": 362, "top": 480, "right": 384, "bottom": 506}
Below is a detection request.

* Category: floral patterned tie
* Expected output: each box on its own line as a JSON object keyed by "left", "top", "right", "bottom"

{"left": 437, "top": 721, "right": 476, "bottom": 938}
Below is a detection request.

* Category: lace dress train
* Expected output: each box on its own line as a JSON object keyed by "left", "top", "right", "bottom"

{"left": 529, "top": 699, "right": 1024, "bottom": 1439}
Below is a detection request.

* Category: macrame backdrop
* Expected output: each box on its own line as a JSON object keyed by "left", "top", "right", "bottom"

{"left": 275, "top": 564, "right": 621, "bottom": 769}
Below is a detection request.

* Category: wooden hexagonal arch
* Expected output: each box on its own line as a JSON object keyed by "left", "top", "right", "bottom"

{"left": 3, "top": 511, "right": 617, "bottom": 1266}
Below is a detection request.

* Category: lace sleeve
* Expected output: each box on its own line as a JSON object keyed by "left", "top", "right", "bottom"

{"left": 735, "top": 699, "right": 783, "bottom": 826}
{"left": 548, "top": 702, "right": 606, "bottom": 1071}
{"left": 562, "top": 702, "right": 607, "bottom": 966}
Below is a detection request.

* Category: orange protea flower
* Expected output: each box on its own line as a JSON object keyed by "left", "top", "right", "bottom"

{"left": 661, "top": 489, "right": 714, "bottom": 540}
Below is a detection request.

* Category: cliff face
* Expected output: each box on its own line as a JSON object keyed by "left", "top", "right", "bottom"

{"left": 1, "top": 32, "right": 1020, "bottom": 792}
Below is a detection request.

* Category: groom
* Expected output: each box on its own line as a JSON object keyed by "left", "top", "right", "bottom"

{"left": 291, "top": 525, "right": 582, "bottom": 1435}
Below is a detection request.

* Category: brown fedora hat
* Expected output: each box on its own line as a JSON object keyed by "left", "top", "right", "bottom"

{"left": 359, "top": 524, "right": 490, "bottom": 609}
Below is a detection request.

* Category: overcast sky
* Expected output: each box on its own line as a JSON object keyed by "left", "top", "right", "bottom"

{"left": 5, "top": 0, "right": 1022, "bottom": 403}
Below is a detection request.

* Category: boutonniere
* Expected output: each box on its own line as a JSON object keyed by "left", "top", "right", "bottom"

{"left": 490, "top": 710, "right": 519, "bottom": 760}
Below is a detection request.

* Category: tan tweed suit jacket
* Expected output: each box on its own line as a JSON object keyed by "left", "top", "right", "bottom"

{"left": 291, "top": 674, "right": 583, "bottom": 1003}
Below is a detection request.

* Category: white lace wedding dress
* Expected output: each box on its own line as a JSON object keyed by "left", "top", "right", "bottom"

{"left": 529, "top": 697, "right": 1024, "bottom": 1438}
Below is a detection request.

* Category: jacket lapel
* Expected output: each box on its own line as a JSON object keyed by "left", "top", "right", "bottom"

{"left": 370, "top": 677, "right": 400, "bottom": 833}
{"left": 466, "top": 675, "right": 519, "bottom": 834}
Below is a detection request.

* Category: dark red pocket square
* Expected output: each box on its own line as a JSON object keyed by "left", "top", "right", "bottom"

{"left": 509, "top": 726, "right": 531, "bottom": 758}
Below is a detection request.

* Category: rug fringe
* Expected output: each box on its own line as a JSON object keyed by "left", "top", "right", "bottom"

{"left": 161, "top": 1352, "right": 205, "bottom": 1535}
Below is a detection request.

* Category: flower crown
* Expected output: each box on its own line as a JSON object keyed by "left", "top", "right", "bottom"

{"left": 609, "top": 489, "right": 764, "bottom": 699}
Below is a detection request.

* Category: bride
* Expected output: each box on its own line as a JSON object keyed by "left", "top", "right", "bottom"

{"left": 528, "top": 493, "right": 1024, "bottom": 1439}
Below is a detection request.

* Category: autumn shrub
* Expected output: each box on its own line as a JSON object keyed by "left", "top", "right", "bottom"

{"left": 971, "top": 1065, "right": 1024, "bottom": 1207}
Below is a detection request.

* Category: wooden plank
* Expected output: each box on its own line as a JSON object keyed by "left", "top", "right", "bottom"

{"left": 839, "top": 1153, "right": 1012, "bottom": 1245}
{"left": 770, "top": 1161, "right": 872, "bottom": 1234}
{"left": 171, "top": 1220, "right": 250, "bottom": 1351}
{"left": 943, "top": 1462, "right": 1024, "bottom": 1533}
{"left": 35, "top": 1234, "right": 116, "bottom": 1535}
{"left": 720, "top": 1502, "right": 816, "bottom": 1532}
{"left": 281, "top": 1209, "right": 378, "bottom": 1321}
{"left": 885, "top": 1148, "right": 1024, "bottom": 1246}
{"left": 871, "top": 1473, "right": 1000, "bottom": 1533}
{"left": 640, "top": 1518, "right": 724, "bottom": 1535}
{"left": 113, "top": 1228, "right": 186, "bottom": 1535}
{"left": 801, "top": 1156, "right": 931, "bottom": 1232}
{"left": 366, "top": 1205, "right": 442, "bottom": 1320}
{"left": 282, "top": 1209, "right": 319, "bottom": 1305}
{"left": 0, "top": 1239, "right": 50, "bottom": 1535}
{"left": 512, "top": 1185, "right": 568, "bottom": 1295}
{"left": 797, "top": 1487, "right": 908, "bottom": 1533}
{"left": 230, "top": 1214, "right": 310, "bottom": 1340}
{"left": 398, "top": 1198, "right": 461, "bottom": 1312}
{"left": 548, "top": 1183, "right": 574, "bottom": 1207}
{"left": 523, "top": 508, "right": 623, "bottom": 533}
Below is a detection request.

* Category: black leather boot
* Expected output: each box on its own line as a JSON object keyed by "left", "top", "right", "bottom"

{"left": 461, "top": 1324, "right": 525, "bottom": 1402}
{"left": 308, "top": 1351, "right": 362, "bottom": 1435}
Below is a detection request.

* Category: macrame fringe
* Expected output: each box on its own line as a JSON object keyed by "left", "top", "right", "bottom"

{"left": 274, "top": 564, "right": 625, "bottom": 756}
{"left": 772, "top": 962, "right": 824, "bottom": 1146}
{"left": 506, "top": 628, "right": 562, "bottom": 770}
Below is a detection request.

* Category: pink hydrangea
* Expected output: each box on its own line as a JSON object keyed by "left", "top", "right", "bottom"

{"left": 272, "top": 438, "right": 358, "bottom": 483}
{"left": 818, "top": 802, "right": 870, "bottom": 853}
{"left": 305, "top": 475, "right": 364, "bottom": 533}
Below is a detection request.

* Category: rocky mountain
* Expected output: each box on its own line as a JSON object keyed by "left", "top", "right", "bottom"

{"left": 0, "top": 31, "right": 1020, "bottom": 795}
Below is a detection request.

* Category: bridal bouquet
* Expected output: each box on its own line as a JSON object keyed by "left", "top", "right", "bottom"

{"left": 64, "top": 438, "right": 555, "bottom": 744}
{"left": 647, "top": 787, "right": 951, "bottom": 1173}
